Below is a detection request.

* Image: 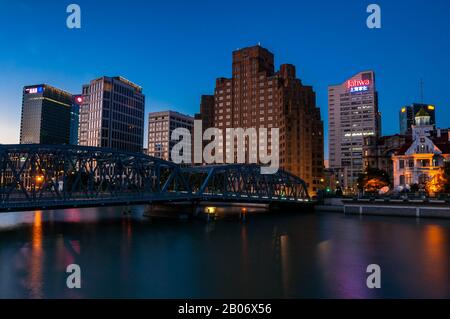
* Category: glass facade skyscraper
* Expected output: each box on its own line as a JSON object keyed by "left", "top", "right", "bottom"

{"left": 20, "top": 84, "right": 73, "bottom": 145}
{"left": 399, "top": 103, "right": 436, "bottom": 135}
{"left": 70, "top": 95, "right": 83, "bottom": 145}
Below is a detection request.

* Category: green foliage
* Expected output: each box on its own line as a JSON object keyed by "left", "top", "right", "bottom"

{"left": 410, "top": 183, "right": 420, "bottom": 193}
{"left": 357, "top": 166, "right": 391, "bottom": 192}
{"left": 444, "top": 162, "right": 450, "bottom": 193}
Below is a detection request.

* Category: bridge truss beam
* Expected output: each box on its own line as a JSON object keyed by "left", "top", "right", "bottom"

{"left": 0, "top": 145, "right": 310, "bottom": 211}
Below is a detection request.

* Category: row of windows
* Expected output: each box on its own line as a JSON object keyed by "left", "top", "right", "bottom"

{"left": 113, "top": 83, "right": 141, "bottom": 98}
{"left": 398, "top": 159, "right": 434, "bottom": 168}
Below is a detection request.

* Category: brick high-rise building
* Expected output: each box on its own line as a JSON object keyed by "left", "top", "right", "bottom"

{"left": 195, "top": 95, "right": 215, "bottom": 129}
{"left": 79, "top": 76, "right": 145, "bottom": 153}
{"left": 196, "top": 45, "right": 324, "bottom": 194}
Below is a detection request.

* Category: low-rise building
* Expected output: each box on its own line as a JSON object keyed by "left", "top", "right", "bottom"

{"left": 392, "top": 108, "right": 450, "bottom": 190}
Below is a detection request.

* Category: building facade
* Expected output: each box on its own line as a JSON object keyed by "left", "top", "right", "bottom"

{"left": 400, "top": 103, "right": 436, "bottom": 135}
{"left": 197, "top": 45, "right": 324, "bottom": 194}
{"left": 20, "top": 84, "right": 73, "bottom": 145}
{"left": 70, "top": 95, "right": 83, "bottom": 145}
{"left": 328, "top": 71, "right": 381, "bottom": 192}
{"left": 147, "top": 111, "right": 194, "bottom": 161}
{"left": 393, "top": 109, "right": 450, "bottom": 190}
{"left": 195, "top": 95, "right": 215, "bottom": 129}
{"left": 79, "top": 76, "right": 145, "bottom": 153}
{"left": 363, "top": 134, "right": 409, "bottom": 184}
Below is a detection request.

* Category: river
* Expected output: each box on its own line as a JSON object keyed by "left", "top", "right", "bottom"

{"left": 0, "top": 206, "right": 449, "bottom": 298}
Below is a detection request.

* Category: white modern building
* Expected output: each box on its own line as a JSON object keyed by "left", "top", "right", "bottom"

{"left": 328, "top": 71, "right": 381, "bottom": 192}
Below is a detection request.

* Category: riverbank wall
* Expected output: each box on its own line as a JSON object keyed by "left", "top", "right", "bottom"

{"left": 315, "top": 197, "right": 450, "bottom": 219}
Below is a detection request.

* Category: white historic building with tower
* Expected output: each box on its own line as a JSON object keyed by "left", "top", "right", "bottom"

{"left": 392, "top": 108, "right": 450, "bottom": 190}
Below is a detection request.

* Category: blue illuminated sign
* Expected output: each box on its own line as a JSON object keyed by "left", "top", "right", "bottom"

{"left": 350, "top": 86, "right": 369, "bottom": 93}
{"left": 26, "top": 86, "right": 44, "bottom": 94}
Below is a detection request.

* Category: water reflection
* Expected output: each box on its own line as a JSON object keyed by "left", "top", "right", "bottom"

{"left": 279, "top": 234, "right": 290, "bottom": 298}
{"left": 422, "top": 225, "right": 448, "bottom": 297}
{"left": 29, "top": 211, "right": 43, "bottom": 298}
{"left": 315, "top": 220, "right": 375, "bottom": 298}
{"left": 0, "top": 208, "right": 449, "bottom": 298}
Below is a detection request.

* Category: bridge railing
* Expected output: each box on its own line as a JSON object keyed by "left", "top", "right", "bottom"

{"left": 181, "top": 164, "right": 310, "bottom": 202}
{"left": 0, "top": 144, "right": 192, "bottom": 209}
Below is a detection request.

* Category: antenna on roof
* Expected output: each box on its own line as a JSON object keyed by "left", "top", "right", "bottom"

{"left": 419, "top": 78, "right": 424, "bottom": 103}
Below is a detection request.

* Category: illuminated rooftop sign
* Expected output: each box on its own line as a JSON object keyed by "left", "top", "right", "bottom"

{"left": 347, "top": 79, "right": 371, "bottom": 93}
{"left": 348, "top": 79, "right": 371, "bottom": 88}
{"left": 350, "top": 86, "right": 369, "bottom": 93}
{"left": 25, "top": 86, "right": 44, "bottom": 94}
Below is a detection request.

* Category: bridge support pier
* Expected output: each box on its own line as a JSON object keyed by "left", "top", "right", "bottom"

{"left": 268, "top": 201, "right": 315, "bottom": 213}
{"left": 122, "top": 206, "right": 132, "bottom": 215}
{"left": 143, "top": 202, "right": 195, "bottom": 220}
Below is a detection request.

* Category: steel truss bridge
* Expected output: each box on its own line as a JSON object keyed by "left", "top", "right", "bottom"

{"left": 0, "top": 144, "right": 311, "bottom": 212}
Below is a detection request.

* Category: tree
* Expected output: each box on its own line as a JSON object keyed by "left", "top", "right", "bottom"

{"left": 357, "top": 167, "right": 391, "bottom": 193}
{"left": 335, "top": 186, "right": 343, "bottom": 197}
{"left": 410, "top": 183, "right": 420, "bottom": 193}
{"left": 425, "top": 173, "right": 447, "bottom": 195}
{"left": 364, "top": 178, "right": 389, "bottom": 193}
{"left": 444, "top": 161, "right": 450, "bottom": 193}
{"left": 425, "top": 162, "right": 450, "bottom": 195}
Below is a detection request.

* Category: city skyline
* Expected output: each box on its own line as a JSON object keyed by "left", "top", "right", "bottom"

{"left": 1, "top": 0, "right": 450, "bottom": 303}
{"left": 1, "top": 0, "right": 450, "bottom": 161}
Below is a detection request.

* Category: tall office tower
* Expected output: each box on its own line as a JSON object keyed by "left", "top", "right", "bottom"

{"left": 328, "top": 71, "right": 381, "bottom": 191}
{"left": 70, "top": 95, "right": 83, "bottom": 145}
{"left": 195, "top": 95, "right": 215, "bottom": 130}
{"left": 79, "top": 76, "right": 145, "bottom": 153}
{"left": 199, "top": 45, "right": 324, "bottom": 194}
{"left": 400, "top": 103, "right": 436, "bottom": 135}
{"left": 147, "top": 111, "right": 194, "bottom": 161}
{"left": 194, "top": 95, "right": 215, "bottom": 155}
{"left": 20, "top": 84, "right": 73, "bottom": 145}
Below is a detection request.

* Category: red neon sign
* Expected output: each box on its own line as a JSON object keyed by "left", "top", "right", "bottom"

{"left": 347, "top": 79, "right": 370, "bottom": 89}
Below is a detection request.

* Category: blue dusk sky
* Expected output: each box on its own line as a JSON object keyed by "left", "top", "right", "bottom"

{"left": 0, "top": 0, "right": 449, "bottom": 158}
